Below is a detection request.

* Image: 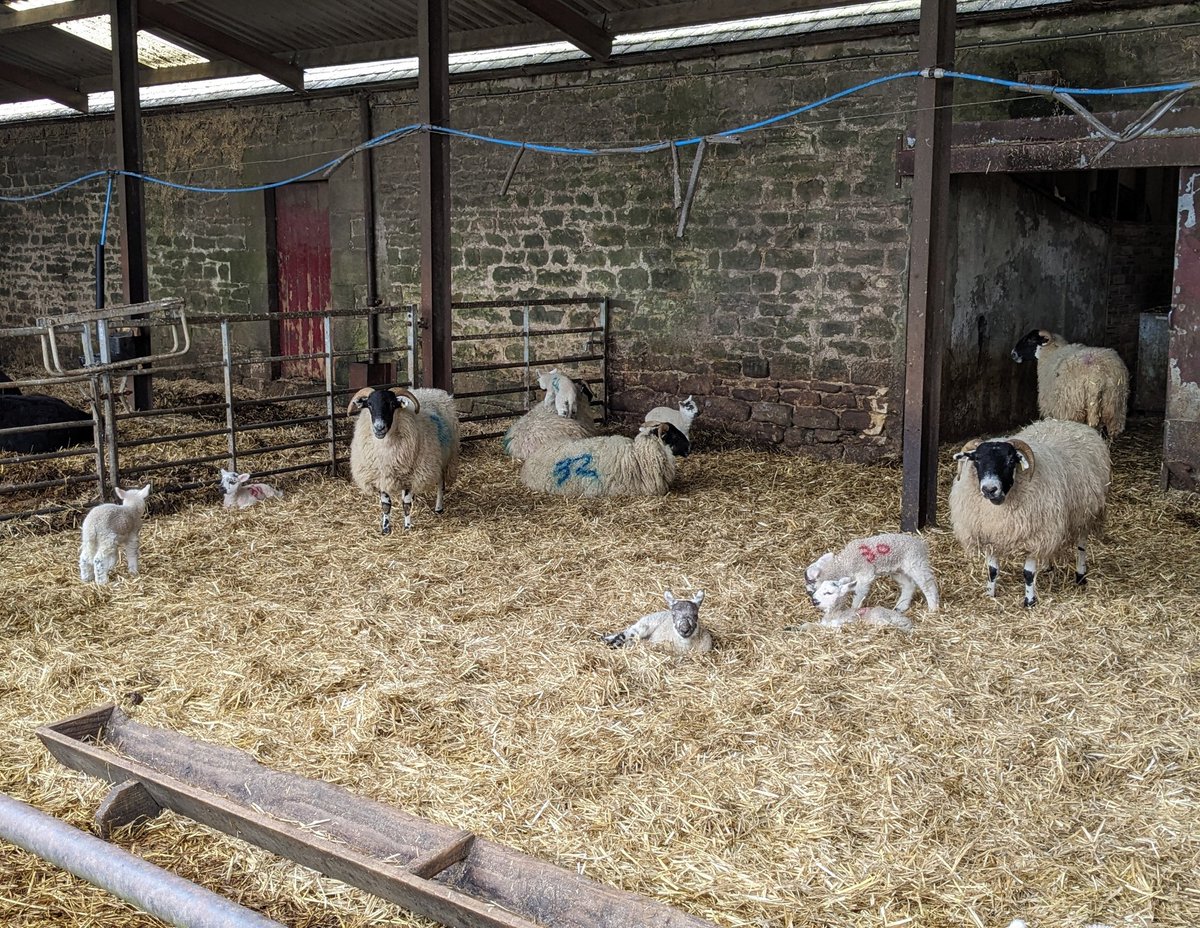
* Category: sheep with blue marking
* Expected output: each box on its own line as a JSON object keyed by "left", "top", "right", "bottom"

{"left": 519, "top": 421, "right": 682, "bottom": 497}
{"left": 348, "top": 387, "right": 460, "bottom": 533}
{"left": 502, "top": 369, "right": 598, "bottom": 462}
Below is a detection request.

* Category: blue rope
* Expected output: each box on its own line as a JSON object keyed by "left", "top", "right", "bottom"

{"left": 99, "top": 173, "right": 114, "bottom": 242}
{"left": 0, "top": 69, "right": 1196, "bottom": 200}
{"left": 0, "top": 168, "right": 111, "bottom": 202}
{"left": 941, "top": 70, "right": 1199, "bottom": 96}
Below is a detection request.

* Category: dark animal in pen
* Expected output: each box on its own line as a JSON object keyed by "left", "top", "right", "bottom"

{"left": 0, "top": 371, "right": 94, "bottom": 454}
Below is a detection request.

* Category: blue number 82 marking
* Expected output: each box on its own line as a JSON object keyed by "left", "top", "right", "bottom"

{"left": 553, "top": 452, "right": 599, "bottom": 486}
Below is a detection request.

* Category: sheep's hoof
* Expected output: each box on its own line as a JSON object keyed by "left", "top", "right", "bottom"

{"left": 380, "top": 525, "right": 391, "bottom": 536}
{"left": 1023, "top": 596, "right": 1037, "bottom": 608}
{"left": 1074, "top": 572, "right": 1087, "bottom": 586}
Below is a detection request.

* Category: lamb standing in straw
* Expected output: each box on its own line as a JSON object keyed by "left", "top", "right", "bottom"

{"left": 79, "top": 484, "right": 151, "bottom": 584}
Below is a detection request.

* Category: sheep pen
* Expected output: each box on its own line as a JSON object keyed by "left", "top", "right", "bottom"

{"left": 0, "top": 417, "right": 1197, "bottom": 928}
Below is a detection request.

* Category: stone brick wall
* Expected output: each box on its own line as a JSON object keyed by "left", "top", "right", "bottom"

{"left": 1, "top": 6, "right": 1197, "bottom": 460}
{"left": 1104, "top": 220, "right": 1176, "bottom": 371}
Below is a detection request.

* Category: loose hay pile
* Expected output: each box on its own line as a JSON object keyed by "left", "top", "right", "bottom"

{"left": 1, "top": 419, "right": 1198, "bottom": 928}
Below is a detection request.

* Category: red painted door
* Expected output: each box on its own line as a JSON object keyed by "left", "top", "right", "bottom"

{"left": 275, "top": 183, "right": 331, "bottom": 379}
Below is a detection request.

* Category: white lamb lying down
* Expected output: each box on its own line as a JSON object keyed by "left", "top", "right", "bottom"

{"left": 805, "top": 532, "right": 938, "bottom": 612}
{"left": 807, "top": 578, "right": 913, "bottom": 632}
{"left": 79, "top": 483, "right": 151, "bottom": 584}
{"left": 602, "top": 591, "right": 712, "bottom": 654}
{"left": 218, "top": 468, "right": 283, "bottom": 509}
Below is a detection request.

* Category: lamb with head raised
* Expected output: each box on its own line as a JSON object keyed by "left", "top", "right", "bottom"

{"left": 79, "top": 483, "right": 151, "bottom": 584}
{"left": 805, "top": 533, "right": 938, "bottom": 613}
{"left": 501, "top": 369, "right": 599, "bottom": 462}
{"left": 1011, "top": 329, "right": 1129, "bottom": 438}
{"left": 643, "top": 395, "right": 698, "bottom": 456}
{"left": 218, "top": 468, "right": 283, "bottom": 509}
{"left": 949, "top": 418, "right": 1110, "bottom": 607}
{"left": 603, "top": 590, "right": 712, "bottom": 654}
{"left": 520, "top": 421, "right": 682, "bottom": 497}
{"left": 348, "top": 386, "right": 460, "bottom": 533}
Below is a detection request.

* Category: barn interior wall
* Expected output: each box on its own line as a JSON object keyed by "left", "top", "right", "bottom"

{"left": 942, "top": 175, "right": 1111, "bottom": 442}
{"left": 0, "top": 5, "right": 1197, "bottom": 459}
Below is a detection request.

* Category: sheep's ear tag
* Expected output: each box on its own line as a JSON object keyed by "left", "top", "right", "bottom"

{"left": 1017, "top": 452, "right": 1031, "bottom": 471}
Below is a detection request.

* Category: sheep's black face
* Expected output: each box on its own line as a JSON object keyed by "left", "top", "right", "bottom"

{"left": 670, "top": 601, "right": 700, "bottom": 639}
{"left": 1011, "top": 329, "right": 1049, "bottom": 364}
{"left": 361, "top": 389, "right": 400, "bottom": 439}
{"left": 961, "top": 441, "right": 1022, "bottom": 504}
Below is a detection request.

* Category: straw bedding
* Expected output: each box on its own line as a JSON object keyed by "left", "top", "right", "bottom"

{"left": 0, "top": 418, "right": 1197, "bottom": 928}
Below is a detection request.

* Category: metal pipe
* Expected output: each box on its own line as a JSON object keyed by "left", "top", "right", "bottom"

{"left": 78, "top": 322, "right": 109, "bottom": 501}
{"left": 0, "top": 792, "right": 283, "bottom": 928}
{"left": 220, "top": 320, "right": 238, "bottom": 472}
{"left": 522, "top": 305, "right": 531, "bottom": 411}
{"left": 599, "top": 297, "right": 610, "bottom": 423}
{"left": 323, "top": 314, "right": 337, "bottom": 474}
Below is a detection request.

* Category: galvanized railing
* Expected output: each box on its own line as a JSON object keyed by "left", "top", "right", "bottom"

{"left": 0, "top": 296, "right": 609, "bottom": 524}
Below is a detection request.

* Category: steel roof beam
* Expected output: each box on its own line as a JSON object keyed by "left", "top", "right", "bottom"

{"left": 138, "top": 0, "right": 304, "bottom": 91}
{"left": 510, "top": 0, "right": 611, "bottom": 62}
{"left": 0, "top": 59, "right": 87, "bottom": 111}
{"left": 0, "top": 0, "right": 108, "bottom": 34}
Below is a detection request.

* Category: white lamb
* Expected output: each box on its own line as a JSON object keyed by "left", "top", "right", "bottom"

{"left": 643, "top": 394, "right": 698, "bottom": 437}
{"left": 520, "top": 421, "right": 682, "bottom": 497}
{"left": 79, "top": 484, "right": 151, "bottom": 584}
{"left": 218, "top": 468, "right": 283, "bottom": 509}
{"left": 804, "top": 533, "right": 939, "bottom": 613}
{"left": 602, "top": 591, "right": 712, "bottom": 654}
{"left": 502, "top": 369, "right": 598, "bottom": 462}
{"left": 807, "top": 578, "right": 913, "bottom": 632}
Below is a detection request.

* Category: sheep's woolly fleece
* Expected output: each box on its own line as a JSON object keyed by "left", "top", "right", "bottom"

{"left": 0, "top": 418, "right": 1198, "bottom": 928}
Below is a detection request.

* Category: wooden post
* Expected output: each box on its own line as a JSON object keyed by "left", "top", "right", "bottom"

{"left": 417, "top": 0, "right": 453, "bottom": 391}
{"left": 900, "top": 0, "right": 955, "bottom": 531}
{"left": 111, "top": 0, "right": 152, "bottom": 411}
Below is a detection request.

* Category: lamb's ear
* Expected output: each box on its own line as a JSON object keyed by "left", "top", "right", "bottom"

{"left": 391, "top": 388, "right": 421, "bottom": 415}
{"left": 114, "top": 486, "right": 128, "bottom": 501}
{"left": 346, "top": 387, "right": 373, "bottom": 418}
{"left": 692, "top": 590, "right": 705, "bottom": 606}
{"left": 953, "top": 438, "right": 982, "bottom": 462}
{"left": 139, "top": 483, "right": 151, "bottom": 497}
{"left": 837, "top": 576, "right": 856, "bottom": 594}
{"left": 235, "top": 472, "right": 251, "bottom": 485}
{"left": 663, "top": 591, "right": 677, "bottom": 606}
{"left": 806, "top": 552, "right": 833, "bottom": 581}
{"left": 1009, "top": 439, "right": 1036, "bottom": 474}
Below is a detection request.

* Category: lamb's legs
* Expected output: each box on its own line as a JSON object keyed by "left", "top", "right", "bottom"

{"left": 1075, "top": 538, "right": 1088, "bottom": 585}
{"left": 402, "top": 489, "right": 414, "bottom": 530}
{"left": 1023, "top": 557, "right": 1038, "bottom": 608}
{"left": 79, "top": 544, "right": 94, "bottom": 582}
{"left": 379, "top": 492, "right": 392, "bottom": 535}
{"left": 850, "top": 579, "right": 869, "bottom": 610}
{"left": 986, "top": 555, "right": 999, "bottom": 597}
{"left": 434, "top": 480, "right": 445, "bottom": 515}
{"left": 93, "top": 549, "right": 116, "bottom": 585}
{"left": 917, "top": 571, "right": 940, "bottom": 612}
{"left": 603, "top": 613, "right": 658, "bottom": 648}
{"left": 893, "top": 576, "right": 916, "bottom": 612}
{"left": 125, "top": 536, "right": 140, "bottom": 577}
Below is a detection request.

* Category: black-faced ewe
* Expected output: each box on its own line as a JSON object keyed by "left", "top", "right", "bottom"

{"left": 603, "top": 590, "right": 712, "bottom": 654}
{"left": 949, "top": 418, "right": 1110, "bottom": 607}
{"left": 218, "top": 468, "right": 283, "bottom": 509}
{"left": 807, "top": 578, "right": 913, "bottom": 632}
{"left": 1011, "top": 329, "right": 1130, "bottom": 438}
{"left": 501, "top": 369, "right": 598, "bottom": 462}
{"left": 520, "top": 421, "right": 684, "bottom": 497}
{"left": 643, "top": 395, "right": 698, "bottom": 457}
{"left": 79, "top": 484, "right": 151, "bottom": 584}
{"left": 805, "top": 532, "right": 939, "bottom": 612}
{"left": 348, "top": 387, "right": 460, "bottom": 533}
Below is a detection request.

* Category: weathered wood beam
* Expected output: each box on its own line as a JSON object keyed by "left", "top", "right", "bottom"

{"left": 900, "top": 0, "right": 955, "bottom": 532}
{"left": 510, "top": 0, "right": 611, "bottom": 62}
{"left": 0, "top": 0, "right": 108, "bottom": 34}
{"left": 418, "top": 0, "right": 452, "bottom": 391}
{"left": 0, "top": 59, "right": 87, "bottom": 111}
{"left": 138, "top": 0, "right": 304, "bottom": 91}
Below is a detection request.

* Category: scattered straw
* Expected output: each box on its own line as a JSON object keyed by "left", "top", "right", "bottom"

{"left": 0, "top": 418, "right": 1197, "bottom": 927}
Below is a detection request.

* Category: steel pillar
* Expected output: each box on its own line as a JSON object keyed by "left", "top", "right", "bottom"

{"left": 111, "top": 0, "right": 152, "bottom": 410}
{"left": 900, "top": 0, "right": 955, "bottom": 531}
{"left": 417, "top": 0, "right": 452, "bottom": 390}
